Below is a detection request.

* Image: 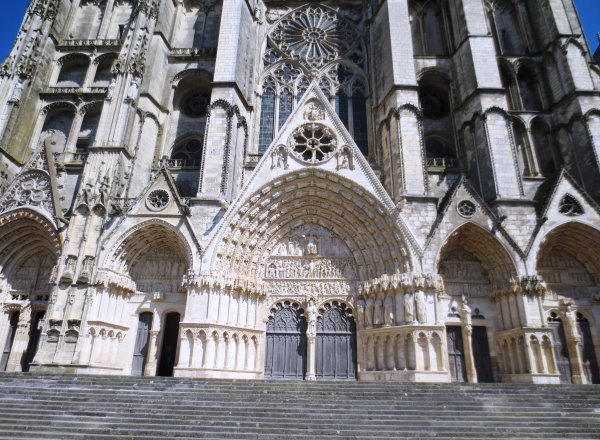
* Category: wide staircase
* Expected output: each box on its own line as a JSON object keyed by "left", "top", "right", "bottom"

{"left": 0, "top": 374, "right": 599, "bottom": 439}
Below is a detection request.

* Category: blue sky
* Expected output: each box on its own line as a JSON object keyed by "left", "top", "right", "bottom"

{"left": 0, "top": 0, "right": 598, "bottom": 61}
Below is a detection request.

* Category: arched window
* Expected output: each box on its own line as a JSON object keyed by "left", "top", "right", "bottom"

{"left": 77, "top": 107, "right": 101, "bottom": 153}
{"left": 56, "top": 55, "right": 90, "bottom": 88}
{"left": 499, "top": 63, "right": 518, "bottom": 111}
{"left": 40, "top": 107, "right": 76, "bottom": 153}
{"left": 171, "top": 136, "right": 204, "bottom": 168}
{"left": 107, "top": 0, "right": 132, "bottom": 40}
{"left": 489, "top": 0, "right": 528, "bottom": 55}
{"left": 512, "top": 118, "right": 534, "bottom": 176}
{"left": 70, "top": 0, "right": 106, "bottom": 39}
{"left": 258, "top": 78, "right": 276, "bottom": 154}
{"left": 517, "top": 66, "right": 542, "bottom": 111}
{"left": 409, "top": 0, "right": 451, "bottom": 56}
{"left": 168, "top": 71, "right": 211, "bottom": 159}
{"left": 175, "top": 0, "right": 222, "bottom": 50}
{"left": 92, "top": 55, "right": 117, "bottom": 87}
{"left": 531, "top": 118, "right": 558, "bottom": 176}
{"left": 418, "top": 71, "right": 457, "bottom": 168}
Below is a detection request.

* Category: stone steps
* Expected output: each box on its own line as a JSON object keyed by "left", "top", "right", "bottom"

{"left": 0, "top": 374, "right": 598, "bottom": 439}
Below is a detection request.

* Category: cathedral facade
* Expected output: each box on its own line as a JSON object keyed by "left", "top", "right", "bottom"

{"left": 0, "top": 0, "right": 599, "bottom": 384}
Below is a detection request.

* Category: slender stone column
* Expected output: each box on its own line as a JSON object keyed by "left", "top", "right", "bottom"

{"left": 460, "top": 300, "right": 477, "bottom": 383}
{"left": 144, "top": 329, "right": 159, "bottom": 376}
{"left": 305, "top": 299, "right": 317, "bottom": 381}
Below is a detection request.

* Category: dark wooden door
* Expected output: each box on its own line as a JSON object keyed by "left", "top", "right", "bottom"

{"left": 265, "top": 301, "right": 306, "bottom": 380}
{"left": 548, "top": 315, "right": 572, "bottom": 384}
{"left": 577, "top": 315, "right": 599, "bottom": 384}
{"left": 157, "top": 312, "right": 180, "bottom": 377}
{"left": 131, "top": 312, "right": 153, "bottom": 376}
{"left": 22, "top": 311, "right": 45, "bottom": 372}
{"left": 472, "top": 326, "right": 493, "bottom": 383}
{"left": 316, "top": 302, "right": 356, "bottom": 380}
{"left": 446, "top": 326, "right": 466, "bottom": 382}
{"left": 0, "top": 312, "right": 19, "bottom": 372}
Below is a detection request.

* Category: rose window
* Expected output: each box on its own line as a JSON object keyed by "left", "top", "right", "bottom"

{"left": 291, "top": 123, "right": 337, "bottom": 164}
{"left": 269, "top": 6, "right": 358, "bottom": 68}
{"left": 147, "top": 189, "right": 170, "bottom": 211}
{"left": 457, "top": 200, "right": 477, "bottom": 218}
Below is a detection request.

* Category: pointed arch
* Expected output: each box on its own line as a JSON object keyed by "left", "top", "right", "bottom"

{"left": 437, "top": 222, "right": 518, "bottom": 292}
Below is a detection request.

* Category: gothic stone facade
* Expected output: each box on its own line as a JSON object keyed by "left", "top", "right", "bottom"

{"left": 0, "top": 0, "right": 599, "bottom": 384}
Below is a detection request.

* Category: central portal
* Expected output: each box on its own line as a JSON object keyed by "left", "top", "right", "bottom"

{"left": 263, "top": 224, "right": 358, "bottom": 380}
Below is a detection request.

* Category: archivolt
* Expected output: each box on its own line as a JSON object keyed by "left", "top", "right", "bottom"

{"left": 536, "top": 222, "right": 600, "bottom": 284}
{"left": 106, "top": 220, "right": 193, "bottom": 276}
{"left": 0, "top": 208, "right": 61, "bottom": 278}
{"left": 437, "top": 223, "right": 517, "bottom": 289}
{"left": 212, "top": 170, "right": 410, "bottom": 281}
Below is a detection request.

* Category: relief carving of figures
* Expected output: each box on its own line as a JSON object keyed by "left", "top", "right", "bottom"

{"left": 404, "top": 292, "right": 414, "bottom": 323}
{"left": 270, "top": 145, "right": 289, "bottom": 170}
{"left": 306, "top": 297, "right": 317, "bottom": 337}
{"left": 415, "top": 290, "right": 427, "bottom": 324}
{"left": 384, "top": 295, "right": 394, "bottom": 326}
{"left": 303, "top": 102, "right": 325, "bottom": 121}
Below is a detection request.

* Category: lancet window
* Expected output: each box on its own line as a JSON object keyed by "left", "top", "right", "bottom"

{"left": 257, "top": 5, "right": 369, "bottom": 156}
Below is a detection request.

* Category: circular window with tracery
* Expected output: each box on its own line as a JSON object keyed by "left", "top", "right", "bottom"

{"left": 147, "top": 189, "right": 170, "bottom": 211}
{"left": 180, "top": 90, "right": 209, "bottom": 118}
{"left": 291, "top": 123, "right": 337, "bottom": 164}
{"left": 457, "top": 200, "right": 476, "bottom": 218}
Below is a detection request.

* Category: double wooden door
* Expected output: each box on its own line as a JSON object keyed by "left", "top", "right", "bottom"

{"left": 265, "top": 301, "right": 357, "bottom": 380}
{"left": 446, "top": 325, "right": 493, "bottom": 382}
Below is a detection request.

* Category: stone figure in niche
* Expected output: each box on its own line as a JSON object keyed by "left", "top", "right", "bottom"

{"left": 336, "top": 146, "right": 354, "bottom": 171}
{"left": 384, "top": 295, "right": 394, "bottom": 326}
{"left": 10, "top": 79, "right": 24, "bottom": 103}
{"left": 404, "top": 292, "right": 415, "bottom": 323}
{"left": 415, "top": 290, "right": 427, "bottom": 324}
{"left": 305, "top": 233, "right": 318, "bottom": 255}
{"left": 270, "top": 145, "right": 288, "bottom": 170}
{"left": 306, "top": 297, "right": 317, "bottom": 337}
{"left": 107, "top": 77, "right": 116, "bottom": 100}
{"left": 365, "top": 297, "right": 374, "bottom": 327}
{"left": 374, "top": 297, "right": 383, "bottom": 326}
{"left": 126, "top": 77, "right": 140, "bottom": 102}
{"left": 357, "top": 298, "right": 366, "bottom": 328}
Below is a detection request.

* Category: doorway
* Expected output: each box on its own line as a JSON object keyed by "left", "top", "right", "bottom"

{"left": 446, "top": 326, "right": 467, "bottom": 382}
{"left": 472, "top": 326, "right": 493, "bottom": 383}
{"left": 131, "top": 312, "right": 153, "bottom": 376}
{"left": 0, "top": 312, "right": 19, "bottom": 371}
{"left": 264, "top": 301, "right": 306, "bottom": 380}
{"left": 315, "top": 302, "right": 357, "bottom": 380}
{"left": 548, "top": 313, "right": 572, "bottom": 383}
{"left": 577, "top": 314, "right": 599, "bottom": 384}
{"left": 157, "top": 312, "right": 181, "bottom": 377}
{"left": 22, "top": 310, "right": 45, "bottom": 372}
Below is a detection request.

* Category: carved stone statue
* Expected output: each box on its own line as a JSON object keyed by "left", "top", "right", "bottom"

{"left": 126, "top": 77, "right": 140, "bottom": 101}
{"left": 374, "top": 297, "right": 383, "bottom": 326}
{"left": 365, "top": 297, "right": 374, "bottom": 327}
{"left": 404, "top": 292, "right": 414, "bottom": 323}
{"left": 415, "top": 290, "right": 427, "bottom": 324}
{"left": 107, "top": 77, "right": 117, "bottom": 100}
{"left": 306, "top": 298, "right": 317, "bottom": 337}
{"left": 305, "top": 234, "right": 318, "bottom": 255}
{"left": 384, "top": 295, "right": 394, "bottom": 326}
{"left": 10, "top": 79, "right": 24, "bottom": 102}
{"left": 460, "top": 296, "right": 472, "bottom": 327}
{"left": 357, "top": 298, "right": 366, "bottom": 328}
